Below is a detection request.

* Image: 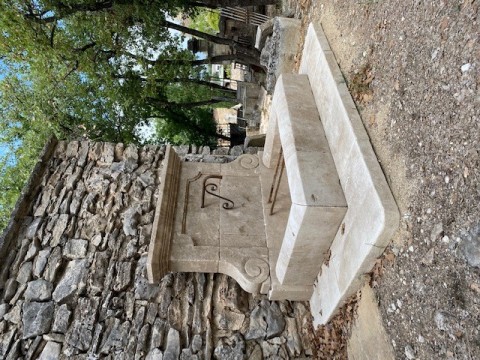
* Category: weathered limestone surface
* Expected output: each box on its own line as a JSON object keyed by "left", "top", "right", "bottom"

{"left": 0, "top": 141, "right": 312, "bottom": 359}
{"left": 299, "top": 23, "right": 400, "bottom": 326}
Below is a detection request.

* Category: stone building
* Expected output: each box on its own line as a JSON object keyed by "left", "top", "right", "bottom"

{"left": 0, "top": 139, "right": 312, "bottom": 359}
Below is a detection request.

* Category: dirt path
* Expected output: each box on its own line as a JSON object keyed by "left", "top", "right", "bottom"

{"left": 285, "top": 0, "right": 480, "bottom": 358}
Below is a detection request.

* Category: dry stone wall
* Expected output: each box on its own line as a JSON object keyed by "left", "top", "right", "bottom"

{"left": 0, "top": 141, "right": 313, "bottom": 359}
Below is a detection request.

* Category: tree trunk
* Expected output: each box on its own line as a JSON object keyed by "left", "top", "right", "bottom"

{"left": 154, "top": 78, "right": 236, "bottom": 93}
{"left": 138, "top": 54, "right": 264, "bottom": 69}
{"left": 147, "top": 97, "right": 228, "bottom": 109}
{"left": 165, "top": 20, "right": 261, "bottom": 60}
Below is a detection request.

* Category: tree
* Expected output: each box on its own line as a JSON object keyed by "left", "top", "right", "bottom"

{"left": 0, "top": 0, "right": 256, "bottom": 233}
{"left": 155, "top": 107, "right": 229, "bottom": 146}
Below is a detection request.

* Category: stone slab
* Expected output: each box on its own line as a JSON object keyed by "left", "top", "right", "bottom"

{"left": 270, "top": 17, "right": 303, "bottom": 79}
{"left": 347, "top": 285, "right": 395, "bottom": 360}
{"left": 173, "top": 163, "right": 221, "bottom": 247}
{"left": 265, "top": 74, "right": 346, "bottom": 207}
{"left": 267, "top": 249, "right": 313, "bottom": 301}
{"left": 219, "top": 176, "right": 265, "bottom": 238}
{"left": 276, "top": 204, "right": 346, "bottom": 287}
{"left": 299, "top": 23, "right": 400, "bottom": 326}
{"left": 170, "top": 245, "right": 219, "bottom": 274}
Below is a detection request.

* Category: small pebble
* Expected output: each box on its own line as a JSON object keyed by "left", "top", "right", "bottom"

{"left": 396, "top": 299, "right": 403, "bottom": 309}
{"left": 405, "top": 344, "right": 415, "bottom": 359}
{"left": 461, "top": 63, "right": 471, "bottom": 72}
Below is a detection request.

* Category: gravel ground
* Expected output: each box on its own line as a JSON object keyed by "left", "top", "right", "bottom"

{"left": 282, "top": 0, "right": 480, "bottom": 358}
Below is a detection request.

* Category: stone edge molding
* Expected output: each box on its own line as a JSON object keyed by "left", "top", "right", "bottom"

{"left": 147, "top": 145, "right": 181, "bottom": 283}
{"left": 0, "top": 136, "right": 58, "bottom": 286}
{"left": 299, "top": 23, "right": 400, "bottom": 326}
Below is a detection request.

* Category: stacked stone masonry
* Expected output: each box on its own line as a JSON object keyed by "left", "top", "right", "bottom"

{"left": 0, "top": 141, "right": 313, "bottom": 359}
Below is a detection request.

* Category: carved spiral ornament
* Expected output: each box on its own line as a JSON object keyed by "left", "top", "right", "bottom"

{"left": 244, "top": 258, "right": 269, "bottom": 284}
{"left": 239, "top": 154, "right": 260, "bottom": 169}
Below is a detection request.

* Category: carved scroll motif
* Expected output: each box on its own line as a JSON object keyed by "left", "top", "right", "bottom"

{"left": 244, "top": 258, "right": 269, "bottom": 284}
{"left": 239, "top": 154, "right": 260, "bottom": 169}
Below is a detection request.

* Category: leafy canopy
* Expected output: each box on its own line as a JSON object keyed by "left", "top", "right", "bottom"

{"left": 0, "top": 0, "right": 240, "bottom": 232}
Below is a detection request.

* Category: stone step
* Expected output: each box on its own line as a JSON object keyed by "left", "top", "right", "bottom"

{"left": 299, "top": 23, "right": 400, "bottom": 326}
{"left": 262, "top": 73, "right": 347, "bottom": 299}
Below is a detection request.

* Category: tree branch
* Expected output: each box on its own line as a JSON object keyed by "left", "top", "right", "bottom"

{"left": 49, "top": 24, "right": 57, "bottom": 48}
{"left": 74, "top": 42, "right": 97, "bottom": 53}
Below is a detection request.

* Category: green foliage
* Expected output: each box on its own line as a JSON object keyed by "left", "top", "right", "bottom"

{"left": 0, "top": 118, "right": 52, "bottom": 232}
{"left": 155, "top": 107, "right": 218, "bottom": 146}
{"left": 188, "top": 9, "right": 220, "bottom": 35}
{"left": 0, "top": 0, "right": 242, "bottom": 233}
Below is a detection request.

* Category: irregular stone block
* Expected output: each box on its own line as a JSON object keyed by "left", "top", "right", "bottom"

{"left": 123, "top": 206, "right": 140, "bottom": 236}
{"left": 22, "top": 301, "right": 54, "bottom": 339}
{"left": 26, "top": 217, "right": 43, "bottom": 239}
{"left": 133, "top": 306, "right": 146, "bottom": 335}
{"left": 191, "top": 334, "right": 202, "bottom": 354}
{"left": 146, "top": 348, "right": 164, "bottom": 360}
{"left": 0, "top": 328, "right": 16, "bottom": 358}
{"left": 33, "top": 249, "right": 51, "bottom": 279}
{"left": 113, "top": 262, "right": 133, "bottom": 292}
{"left": 172, "top": 145, "right": 190, "bottom": 156}
{"left": 99, "top": 318, "right": 130, "bottom": 354}
{"left": 285, "top": 317, "right": 302, "bottom": 357}
{"left": 163, "top": 328, "right": 180, "bottom": 360}
{"left": 38, "top": 341, "right": 61, "bottom": 360}
{"left": 24, "top": 279, "right": 53, "bottom": 301}
{"left": 214, "top": 310, "right": 245, "bottom": 332}
{"left": 50, "top": 214, "right": 69, "bottom": 247}
{"left": 213, "top": 333, "right": 245, "bottom": 360}
{"left": 24, "top": 240, "right": 40, "bottom": 262}
{"left": 65, "top": 297, "right": 99, "bottom": 351}
{"left": 12, "top": 239, "right": 30, "bottom": 275}
{"left": 65, "top": 141, "right": 79, "bottom": 158}
{"left": 100, "top": 143, "right": 115, "bottom": 165}
{"left": 0, "top": 304, "right": 9, "bottom": 319}
{"left": 245, "top": 300, "right": 285, "bottom": 340}
{"left": 77, "top": 141, "right": 89, "bottom": 167}
{"left": 229, "top": 145, "right": 244, "bottom": 157}
{"left": 52, "top": 259, "right": 88, "bottom": 303}
{"left": 136, "top": 324, "right": 150, "bottom": 357}
{"left": 43, "top": 247, "right": 62, "bottom": 283}
{"left": 150, "top": 318, "right": 167, "bottom": 351}
{"left": 63, "top": 239, "right": 88, "bottom": 259}
{"left": 52, "top": 304, "right": 71, "bottom": 334}
{"left": 3, "top": 279, "right": 18, "bottom": 302}
{"left": 145, "top": 303, "right": 158, "bottom": 325}
{"left": 4, "top": 303, "right": 22, "bottom": 325}
{"left": 16, "top": 262, "right": 33, "bottom": 285}
{"left": 123, "top": 145, "right": 139, "bottom": 172}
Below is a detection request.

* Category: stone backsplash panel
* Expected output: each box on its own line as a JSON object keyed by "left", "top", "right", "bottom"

{"left": 0, "top": 141, "right": 312, "bottom": 359}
